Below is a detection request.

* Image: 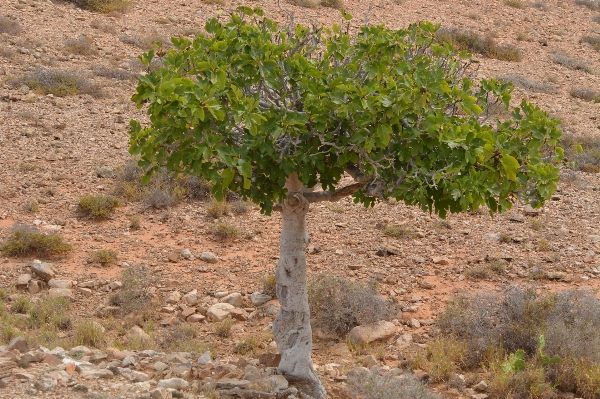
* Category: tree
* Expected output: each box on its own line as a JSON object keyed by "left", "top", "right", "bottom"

{"left": 129, "top": 7, "right": 562, "bottom": 398}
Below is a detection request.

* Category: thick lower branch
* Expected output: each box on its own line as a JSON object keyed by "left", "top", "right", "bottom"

{"left": 303, "top": 183, "right": 363, "bottom": 203}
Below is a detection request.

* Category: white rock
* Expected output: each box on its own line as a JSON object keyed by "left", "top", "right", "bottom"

{"left": 200, "top": 251, "right": 218, "bottom": 263}
{"left": 348, "top": 321, "right": 397, "bottom": 345}
{"left": 221, "top": 292, "right": 243, "bottom": 307}
{"left": 181, "top": 289, "right": 198, "bottom": 306}
{"left": 157, "top": 378, "right": 189, "bottom": 390}
{"left": 206, "top": 303, "right": 235, "bottom": 322}
{"left": 250, "top": 292, "right": 272, "bottom": 306}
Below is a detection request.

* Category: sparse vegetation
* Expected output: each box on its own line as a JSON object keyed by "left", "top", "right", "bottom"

{"left": 160, "top": 324, "right": 209, "bottom": 353}
{"left": 213, "top": 318, "right": 234, "bottom": 338}
{"left": 65, "top": 35, "right": 97, "bottom": 56}
{"left": 230, "top": 200, "right": 252, "bottom": 214}
{"left": 11, "top": 297, "right": 32, "bottom": 314}
{"left": 111, "top": 264, "right": 155, "bottom": 315}
{"left": 206, "top": 199, "right": 231, "bottom": 218}
{"left": 570, "top": 87, "right": 600, "bottom": 102}
{"left": 118, "top": 31, "right": 167, "bottom": 50}
{"left": 9, "top": 68, "right": 102, "bottom": 97}
{"left": 383, "top": 224, "right": 415, "bottom": 239}
{"left": 63, "top": 0, "right": 132, "bottom": 13}
{"left": 24, "top": 200, "right": 39, "bottom": 213}
{"left": 79, "top": 195, "right": 121, "bottom": 219}
{"left": 200, "top": 0, "right": 226, "bottom": 4}
{"left": 0, "top": 224, "right": 72, "bottom": 257}
{"left": 210, "top": 222, "right": 238, "bottom": 239}
{"left": 320, "top": 0, "right": 344, "bottom": 8}
{"left": 308, "top": 274, "right": 392, "bottom": 336}
{"left": 434, "top": 286, "right": 600, "bottom": 398}
{"left": 581, "top": 35, "right": 600, "bottom": 51}
{"left": 89, "top": 249, "right": 118, "bottom": 267}
{"left": 261, "top": 273, "right": 277, "bottom": 297}
{"left": 28, "top": 297, "right": 72, "bottom": 331}
{"left": 549, "top": 51, "right": 593, "bottom": 73}
{"left": 504, "top": 0, "right": 525, "bottom": 8}
{"left": 498, "top": 74, "right": 558, "bottom": 94}
{"left": 561, "top": 133, "right": 600, "bottom": 173}
{"left": 74, "top": 319, "right": 105, "bottom": 347}
{"left": 575, "top": 0, "right": 600, "bottom": 10}
{"left": 129, "top": 216, "right": 141, "bottom": 230}
{"left": 289, "top": 0, "right": 320, "bottom": 7}
{"left": 465, "top": 261, "right": 505, "bottom": 280}
{"left": 437, "top": 27, "right": 522, "bottom": 61}
{"left": 0, "top": 17, "right": 22, "bottom": 35}
{"left": 92, "top": 66, "right": 138, "bottom": 81}
{"left": 234, "top": 333, "right": 271, "bottom": 356}
{"left": 347, "top": 367, "right": 441, "bottom": 399}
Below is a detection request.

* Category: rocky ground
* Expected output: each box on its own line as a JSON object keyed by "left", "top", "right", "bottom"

{"left": 0, "top": 0, "right": 599, "bottom": 398}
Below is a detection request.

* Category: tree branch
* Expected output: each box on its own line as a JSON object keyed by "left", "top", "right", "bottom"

{"left": 303, "top": 182, "right": 363, "bottom": 203}
{"left": 345, "top": 163, "right": 371, "bottom": 183}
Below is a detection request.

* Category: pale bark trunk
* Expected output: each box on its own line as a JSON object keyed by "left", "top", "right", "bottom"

{"left": 273, "top": 173, "right": 327, "bottom": 399}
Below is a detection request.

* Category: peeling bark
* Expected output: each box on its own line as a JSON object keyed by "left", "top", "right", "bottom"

{"left": 273, "top": 173, "right": 327, "bottom": 399}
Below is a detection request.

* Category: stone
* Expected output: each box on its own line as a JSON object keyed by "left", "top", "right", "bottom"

{"left": 222, "top": 292, "right": 243, "bottom": 307}
{"left": 0, "top": 359, "right": 17, "bottom": 379}
{"left": 473, "top": 380, "right": 488, "bottom": 392}
{"left": 21, "top": 351, "right": 45, "bottom": 363}
{"left": 181, "top": 289, "right": 198, "bottom": 306}
{"left": 28, "top": 279, "right": 43, "bottom": 294}
{"left": 75, "top": 287, "right": 92, "bottom": 296}
{"left": 418, "top": 279, "right": 434, "bottom": 289}
{"left": 108, "top": 281, "right": 122, "bottom": 290}
{"left": 216, "top": 378, "right": 251, "bottom": 390}
{"left": 230, "top": 308, "right": 249, "bottom": 321}
{"left": 48, "top": 279, "right": 73, "bottom": 289}
{"left": 80, "top": 368, "right": 114, "bottom": 379}
{"left": 197, "top": 351, "right": 212, "bottom": 365}
{"left": 150, "top": 388, "right": 173, "bottom": 399}
{"left": 166, "top": 291, "right": 181, "bottom": 304}
{"left": 180, "top": 249, "right": 193, "bottom": 260}
{"left": 70, "top": 346, "right": 93, "bottom": 356}
{"left": 48, "top": 288, "right": 74, "bottom": 300}
{"left": 361, "top": 355, "right": 378, "bottom": 368}
{"left": 157, "top": 378, "right": 189, "bottom": 390}
{"left": 171, "top": 362, "right": 192, "bottom": 378}
{"left": 126, "top": 370, "right": 149, "bottom": 382}
{"left": 7, "top": 337, "right": 29, "bottom": 354}
{"left": 258, "top": 353, "right": 281, "bottom": 368}
{"left": 31, "top": 260, "right": 55, "bottom": 281}
{"left": 16, "top": 274, "right": 32, "bottom": 290}
{"left": 486, "top": 252, "right": 513, "bottom": 262}
{"left": 207, "top": 303, "right": 235, "bottom": 321}
{"left": 432, "top": 256, "right": 450, "bottom": 265}
{"left": 167, "top": 252, "right": 180, "bottom": 263}
{"left": 34, "top": 374, "right": 57, "bottom": 391}
{"left": 127, "top": 326, "right": 151, "bottom": 344}
{"left": 471, "top": 395, "right": 489, "bottom": 399}
{"left": 250, "top": 292, "right": 272, "bottom": 306}
{"left": 248, "top": 375, "right": 289, "bottom": 392}
{"left": 181, "top": 307, "right": 196, "bottom": 319}
{"left": 43, "top": 354, "right": 62, "bottom": 366}
{"left": 186, "top": 314, "right": 205, "bottom": 323}
{"left": 200, "top": 251, "right": 218, "bottom": 263}
{"left": 348, "top": 321, "right": 397, "bottom": 345}
{"left": 409, "top": 318, "right": 421, "bottom": 328}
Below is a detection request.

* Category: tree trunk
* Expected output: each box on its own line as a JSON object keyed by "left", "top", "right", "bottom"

{"left": 273, "top": 173, "right": 327, "bottom": 399}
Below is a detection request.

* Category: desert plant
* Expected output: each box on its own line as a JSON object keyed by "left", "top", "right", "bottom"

{"left": 320, "top": 0, "right": 344, "bottom": 8}
{"left": 497, "top": 74, "right": 558, "bottom": 94}
{"left": 11, "top": 297, "right": 32, "bottom": 314}
{"left": 581, "top": 35, "right": 600, "bottom": 51}
{"left": 0, "top": 224, "right": 72, "bottom": 257}
{"left": 115, "top": 264, "right": 154, "bottom": 315}
{"left": 24, "top": 200, "right": 39, "bottom": 213}
{"left": 290, "top": 0, "right": 320, "bottom": 7}
{"left": 63, "top": 0, "right": 132, "bottom": 12}
{"left": 0, "top": 17, "right": 22, "bottom": 35}
{"left": 93, "top": 66, "right": 138, "bottom": 80}
{"left": 561, "top": 133, "right": 600, "bottom": 173}
{"left": 74, "top": 319, "right": 105, "bottom": 347}
{"left": 308, "top": 274, "right": 392, "bottom": 336}
{"left": 65, "top": 35, "right": 97, "bottom": 56}
{"left": 549, "top": 51, "right": 593, "bottom": 73}
{"left": 230, "top": 200, "right": 252, "bottom": 214}
{"left": 347, "top": 367, "right": 441, "bottom": 399}
{"left": 437, "top": 27, "right": 522, "bottom": 61}
{"left": 28, "top": 296, "right": 71, "bottom": 330}
{"left": 575, "top": 0, "right": 600, "bottom": 10}
{"left": 409, "top": 337, "right": 467, "bottom": 382}
{"left": 261, "top": 273, "right": 277, "bottom": 297}
{"left": 206, "top": 199, "right": 231, "bottom": 218}
{"left": 9, "top": 68, "right": 102, "bottom": 97}
{"left": 89, "top": 249, "right": 118, "bottom": 266}
{"left": 201, "top": 0, "right": 226, "bottom": 4}
{"left": 570, "top": 87, "right": 600, "bottom": 102}
{"left": 129, "top": 216, "right": 141, "bottom": 230}
{"left": 234, "top": 333, "right": 271, "bottom": 356}
{"left": 160, "top": 324, "right": 209, "bottom": 352}
{"left": 78, "top": 195, "right": 120, "bottom": 219}
{"left": 214, "top": 318, "right": 234, "bottom": 338}
{"left": 382, "top": 224, "right": 414, "bottom": 239}
{"left": 210, "top": 222, "right": 238, "bottom": 239}
{"left": 504, "top": 0, "right": 525, "bottom": 8}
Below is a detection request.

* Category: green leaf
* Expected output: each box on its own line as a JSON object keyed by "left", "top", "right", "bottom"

{"left": 501, "top": 155, "right": 520, "bottom": 182}
{"left": 221, "top": 168, "right": 235, "bottom": 190}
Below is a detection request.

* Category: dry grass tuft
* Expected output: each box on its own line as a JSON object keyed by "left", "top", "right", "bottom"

{"left": 0, "top": 17, "right": 22, "bottom": 35}
{"left": 89, "top": 249, "right": 118, "bottom": 267}
{"left": 570, "top": 87, "right": 600, "bottom": 102}
{"left": 63, "top": 0, "right": 132, "bottom": 13}
{"left": 549, "top": 51, "right": 593, "bottom": 73}
{"left": 9, "top": 69, "right": 103, "bottom": 97}
{"left": 498, "top": 74, "right": 558, "bottom": 94}
{"left": 65, "top": 35, "right": 97, "bottom": 56}
{"left": 0, "top": 224, "right": 72, "bottom": 257}
{"left": 561, "top": 133, "right": 600, "bottom": 173}
{"left": 581, "top": 35, "right": 600, "bottom": 51}
{"left": 79, "top": 195, "right": 120, "bottom": 219}
{"left": 437, "top": 27, "right": 522, "bottom": 61}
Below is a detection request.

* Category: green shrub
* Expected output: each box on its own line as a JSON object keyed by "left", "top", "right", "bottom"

{"left": 308, "top": 274, "right": 392, "bottom": 336}
{"left": 0, "top": 224, "right": 72, "bottom": 257}
{"left": 79, "top": 195, "right": 120, "bottom": 219}
{"left": 11, "top": 297, "right": 32, "bottom": 314}
{"left": 9, "top": 69, "right": 102, "bottom": 97}
{"left": 437, "top": 27, "right": 522, "bottom": 61}
{"left": 409, "top": 337, "right": 467, "bottom": 383}
{"left": 29, "top": 297, "right": 71, "bottom": 330}
{"left": 89, "top": 249, "right": 118, "bottom": 267}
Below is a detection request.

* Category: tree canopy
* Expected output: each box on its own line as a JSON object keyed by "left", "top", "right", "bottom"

{"left": 130, "top": 6, "right": 562, "bottom": 216}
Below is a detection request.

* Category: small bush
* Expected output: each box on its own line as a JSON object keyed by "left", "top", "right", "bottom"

{"left": 210, "top": 222, "right": 238, "bottom": 239}
{"left": 0, "top": 224, "right": 72, "bottom": 257}
{"left": 383, "top": 224, "right": 414, "bottom": 239}
{"left": 11, "top": 297, "right": 32, "bottom": 314}
{"left": 497, "top": 74, "right": 558, "bottom": 94}
{"left": 9, "top": 69, "right": 102, "bottom": 97}
{"left": 504, "top": 0, "right": 525, "bottom": 8}
{"left": 74, "top": 319, "right": 105, "bottom": 347}
{"left": 206, "top": 199, "right": 231, "bottom": 218}
{"left": 79, "top": 195, "right": 120, "bottom": 219}
{"left": 409, "top": 337, "right": 467, "bottom": 383}
{"left": 234, "top": 333, "right": 270, "bottom": 356}
{"left": 570, "top": 87, "right": 600, "bottom": 102}
{"left": 581, "top": 35, "right": 600, "bottom": 51}
{"left": 214, "top": 318, "right": 233, "bottom": 338}
{"left": 28, "top": 297, "right": 71, "bottom": 330}
{"left": 89, "top": 249, "right": 118, "bottom": 267}
{"left": 116, "top": 264, "right": 155, "bottom": 315}
{"left": 129, "top": 216, "right": 141, "bottom": 230}
{"left": 92, "top": 65, "right": 137, "bottom": 81}
{"left": 24, "top": 200, "right": 39, "bottom": 213}
{"left": 63, "top": 0, "right": 132, "bottom": 12}
{"left": 261, "top": 274, "right": 277, "bottom": 297}
{"left": 561, "top": 133, "right": 600, "bottom": 173}
{"left": 0, "top": 17, "right": 22, "bottom": 35}
{"left": 575, "top": 0, "right": 600, "bottom": 10}
{"left": 290, "top": 0, "right": 320, "bottom": 7}
{"left": 549, "top": 51, "right": 593, "bottom": 73}
{"left": 594, "top": 14, "right": 600, "bottom": 23}
{"left": 200, "top": 0, "right": 226, "bottom": 4}
{"left": 347, "top": 367, "right": 441, "bottom": 399}
{"left": 437, "top": 28, "right": 522, "bottom": 61}
{"left": 230, "top": 200, "right": 251, "bottom": 214}
{"left": 118, "top": 31, "right": 167, "bottom": 50}
{"left": 160, "top": 324, "right": 209, "bottom": 353}
{"left": 464, "top": 261, "right": 505, "bottom": 280}
{"left": 320, "top": 0, "right": 344, "bottom": 8}
{"left": 308, "top": 274, "right": 392, "bottom": 336}
{"left": 65, "top": 35, "right": 97, "bottom": 56}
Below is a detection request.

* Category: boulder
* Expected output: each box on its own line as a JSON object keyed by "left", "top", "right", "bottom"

{"left": 207, "top": 303, "right": 235, "bottom": 322}
{"left": 200, "top": 251, "right": 218, "bottom": 263}
{"left": 48, "top": 279, "right": 73, "bottom": 289}
{"left": 157, "top": 378, "right": 189, "bottom": 390}
{"left": 348, "top": 321, "right": 397, "bottom": 345}
{"left": 250, "top": 292, "right": 272, "bottom": 306}
{"left": 48, "top": 288, "right": 74, "bottom": 300}
{"left": 181, "top": 289, "right": 198, "bottom": 306}
{"left": 31, "top": 260, "right": 55, "bottom": 281}
{"left": 16, "top": 274, "right": 32, "bottom": 290}
{"left": 7, "top": 337, "right": 29, "bottom": 354}
{"left": 221, "top": 292, "right": 243, "bottom": 307}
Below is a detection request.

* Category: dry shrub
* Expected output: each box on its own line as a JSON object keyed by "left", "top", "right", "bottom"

{"left": 504, "top": 0, "right": 525, "bottom": 8}
{"left": 92, "top": 65, "right": 137, "bottom": 81}
{"left": 320, "top": 0, "right": 344, "bottom": 8}
{"left": 289, "top": 0, "right": 320, "bottom": 7}
{"left": 234, "top": 333, "right": 271, "bottom": 356}
{"left": 214, "top": 318, "right": 233, "bottom": 338}
{"left": 0, "top": 17, "right": 22, "bottom": 35}
{"left": 62, "top": 0, "right": 132, "bottom": 13}
{"left": 575, "top": 0, "right": 600, "bottom": 10}
{"left": 308, "top": 274, "right": 393, "bottom": 336}
{"left": 200, "top": 0, "right": 226, "bottom": 4}
{"left": 160, "top": 324, "right": 209, "bottom": 353}
{"left": 347, "top": 367, "right": 440, "bottom": 399}
{"left": 210, "top": 222, "right": 238, "bottom": 239}
{"left": 570, "top": 87, "right": 600, "bottom": 102}
{"left": 581, "top": 35, "right": 600, "bottom": 51}
{"left": 261, "top": 273, "right": 277, "bottom": 297}
{"left": 437, "top": 27, "right": 522, "bottom": 61}
{"left": 549, "top": 51, "right": 593, "bottom": 74}
{"left": 89, "top": 249, "right": 118, "bottom": 267}
{"left": 108, "top": 264, "right": 155, "bottom": 318}
{"left": 65, "top": 35, "right": 97, "bottom": 56}
{"left": 561, "top": 133, "right": 600, "bottom": 173}
{"left": 206, "top": 199, "right": 231, "bottom": 218}
{"left": 382, "top": 224, "right": 415, "bottom": 238}
{"left": 79, "top": 195, "right": 120, "bottom": 219}
{"left": 74, "top": 319, "right": 105, "bottom": 347}
{"left": 497, "top": 74, "right": 558, "bottom": 94}
{"left": 119, "top": 31, "right": 168, "bottom": 50}
{"left": 0, "top": 224, "right": 72, "bottom": 257}
{"left": 9, "top": 69, "right": 102, "bottom": 97}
